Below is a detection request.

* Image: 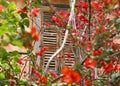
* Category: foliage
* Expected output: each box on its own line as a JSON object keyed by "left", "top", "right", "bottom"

{"left": 0, "top": 0, "right": 120, "bottom": 86}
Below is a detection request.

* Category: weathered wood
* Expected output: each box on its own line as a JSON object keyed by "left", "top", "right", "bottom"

{"left": 40, "top": 1, "right": 87, "bottom": 73}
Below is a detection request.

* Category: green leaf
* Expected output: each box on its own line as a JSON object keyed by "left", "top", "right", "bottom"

{"left": 116, "top": 18, "right": 120, "bottom": 24}
{"left": 8, "top": 2, "right": 17, "bottom": 13}
{"left": 18, "top": 80, "right": 29, "bottom": 86}
{"left": 110, "top": 73, "right": 120, "bottom": 85}
{"left": 32, "top": 0, "right": 42, "bottom": 8}
{"left": 22, "top": 18, "right": 29, "bottom": 27}
{"left": 0, "top": 72, "right": 5, "bottom": 79}
{"left": 67, "top": 25, "right": 72, "bottom": 29}
{"left": 20, "top": 13, "right": 27, "bottom": 19}
{"left": 11, "top": 51, "right": 21, "bottom": 61}
{"left": 0, "top": 0, "right": 9, "bottom": 7}
{"left": 46, "top": 82, "right": 52, "bottom": 86}
{"left": 12, "top": 40, "right": 23, "bottom": 48}
{"left": 0, "top": 47, "right": 8, "bottom": 61}
{"left": 1, "top": 39, "right": 10, "bottom": 45}
{"left": 0, "top": 23, "right": 8, "bottom": 36}
{"left": 115, "top": 18, "right": 120, "bottom": 30}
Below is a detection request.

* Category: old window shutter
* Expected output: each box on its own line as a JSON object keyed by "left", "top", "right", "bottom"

{"left": 49, "top": 0, "right": 69, "bottom": 4}
{"left": 48, "top": 0, "right": 80, "bottom": 4}
{"left": 39, "top": 0, "right": 87, "bottom": 73}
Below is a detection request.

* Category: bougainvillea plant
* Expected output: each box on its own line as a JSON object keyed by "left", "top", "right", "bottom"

{"left": 0, "top": 0, "right": 120, "bottom": 86}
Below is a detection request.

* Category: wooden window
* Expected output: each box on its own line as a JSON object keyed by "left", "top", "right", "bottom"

{"left": 49, "top": 0, "right": 69, "bottom": 4}
{"left": 48, "top": 0, "right": 80, "bottom": 4}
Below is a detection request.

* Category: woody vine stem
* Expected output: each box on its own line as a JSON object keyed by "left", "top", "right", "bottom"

{"left": 43, "top": 0, "right": 76, "bottom": 76}
{"left": 88, "top": 0, "right": 91, "bottom": 41}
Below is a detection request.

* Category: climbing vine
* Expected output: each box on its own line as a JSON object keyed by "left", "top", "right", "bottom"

{"left": 0, "top": 0, "right": 120, "bottom": 86}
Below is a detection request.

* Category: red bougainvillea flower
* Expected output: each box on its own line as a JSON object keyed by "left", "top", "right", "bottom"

{"left": 83, "top": 3, "right": 89, "bottom": 9}
{"left": 52, "top": 15, "right": 63, "bottom": 27}
{"left": 104, "top": 0, "right": 113, "bottom": 6}
{"left": 85, "top": 78, "right": 92, "bottom": 86}
{"left": 42, "top": 21, "right": 50, "bottom": 26}
{"left": 87, "top": 41, "right": 93, "bottom": 51}
{"left": 30, "top": 26, "right": 40, "bottom": 41}
{"left": 0, "top": 67, "right": 3, "bottom": 72}
{"left": 95, "top": 26, "right": 105, "bottom": 33}
{"left": 56, "top": 55, "right": 64, "bottom": 58}
{"left": 61, "top": 67, "right": 82, "bottom": 84}
{"left": 101, "top": 61, "right": 114, "bottom": 74}
{"left": 91, "top": 1, "right": 103, "bottom": 11}
{"left": 77, "top": 16, "right": 88, "bottom": 23}
{"left": 77, "top": 25, "right": 82, "bottom": 29}
{"left": 26, "top": 0, "right": 31, "bottom": 6}
{"left": 67, "top": 53, "right": 72, "bottom": 61}
{"left": 61, "top": 66, "right": 69, "bottom": 75}
{"left": 95, "top": 26, "right": 100, "bottom": 33}
{"left": 0, "top": 5, "right": 3, "bottom": 13}
{"left": 42, "top": 47, "right": 48, "bottom": 52}
{"left": 40, "top": 76, "right": 47, "bottom": 83}
{"left": 59, "top": 11, "right": 69, "bottom": 19}
{"left": 115, "top": 64, "right": 120, "bottom": 71}
{"left": 67, "top": 53, "right": 72, "bottom": 58}
{"left": 61, "top": 75, "right": 73, "bottom": 84}
{"left": 84, "top": 58, "right": 97, "bottom": 70}
{"left": 91, "top": 1, "right": 98, "bottom": 8}
{"left": 17, "top": 59, "right": 24, "bottom": 66}
{"left": 10, "top": 82, "right": 16, "bottom": 86}
{"left": 114, "top": 9, "right": 120, "bottom": 18}
{"left": 36, "top": 47, "right": 48, "bottom": 57}
{"left": 30, "top": 8, "right": 41, "bottom": 17}
{"left": 32, "top": 33, "right": 39, "bottom": 41}
{"left": 52, "top": 11, "right": 69, "bottom": 27}
{"left": 23, "top": 71, "right": 27, "bottom": 75}
{"left": 112, "top": 41, "right": 120, "bottom": 51}
{"left": 30, "top": 26, "right": 37, "bottom": 34}
{"left": 32, "top": 68, "right": 41, "bottom": 79}
{"left": 17, "top": 7, "right": 27, "bottom": 13}
{"left": 49, "top": 71, "right": 58, "bottom": 78}
{"left": 104, "top": 63, "right": 114, "bottom": 74}
{"left": 77, "top": 1, "right": 89, "bottom": 10}
{"left": 92, "top": 50, "right": 102, "bottom": 56}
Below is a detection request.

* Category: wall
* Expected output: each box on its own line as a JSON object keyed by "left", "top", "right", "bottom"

{"left": 8, "top": 0, "right": 25, "bottom": 8}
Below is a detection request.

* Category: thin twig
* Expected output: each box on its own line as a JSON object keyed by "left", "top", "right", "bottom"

{"left": 19, "top": 57, "right": 28, "bottom": 79}
{"left": 8, "top": 51, "right": 27, "bottom": 55}
{"left": 88, "top": 0, "right": 91, "bottom": 41}
{"left": 111, "top": 52, "right": 120, "bottom": 57}
{"left": 51, "top": 74, "right": 64, "bottom": 83}
{"left": 30, "top": 17, "right": 41, "bottom": 33}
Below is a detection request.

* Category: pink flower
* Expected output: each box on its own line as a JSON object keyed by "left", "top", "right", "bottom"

{"left": 83, "top": 3, "right": 89, "bottom": 9}
{"left": 52, "top": 16, "right": 63, "bottom": 27}
{"left": 67, "top": 53, "right": 72, "bottom": 58}
{"left": 59, "top": 11, "right": 69, "bottom": 19}
{"left": 0, "top": 5, "right": 3, "bottom": 13}
{"left": 36, "top": 47, "right": 48, "bottom": 57}
{"left": 30, "top": 8, "right": 41, "bottom": 17}
{"left": 17, "top": 59, "right": 24, "bottom": 66}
